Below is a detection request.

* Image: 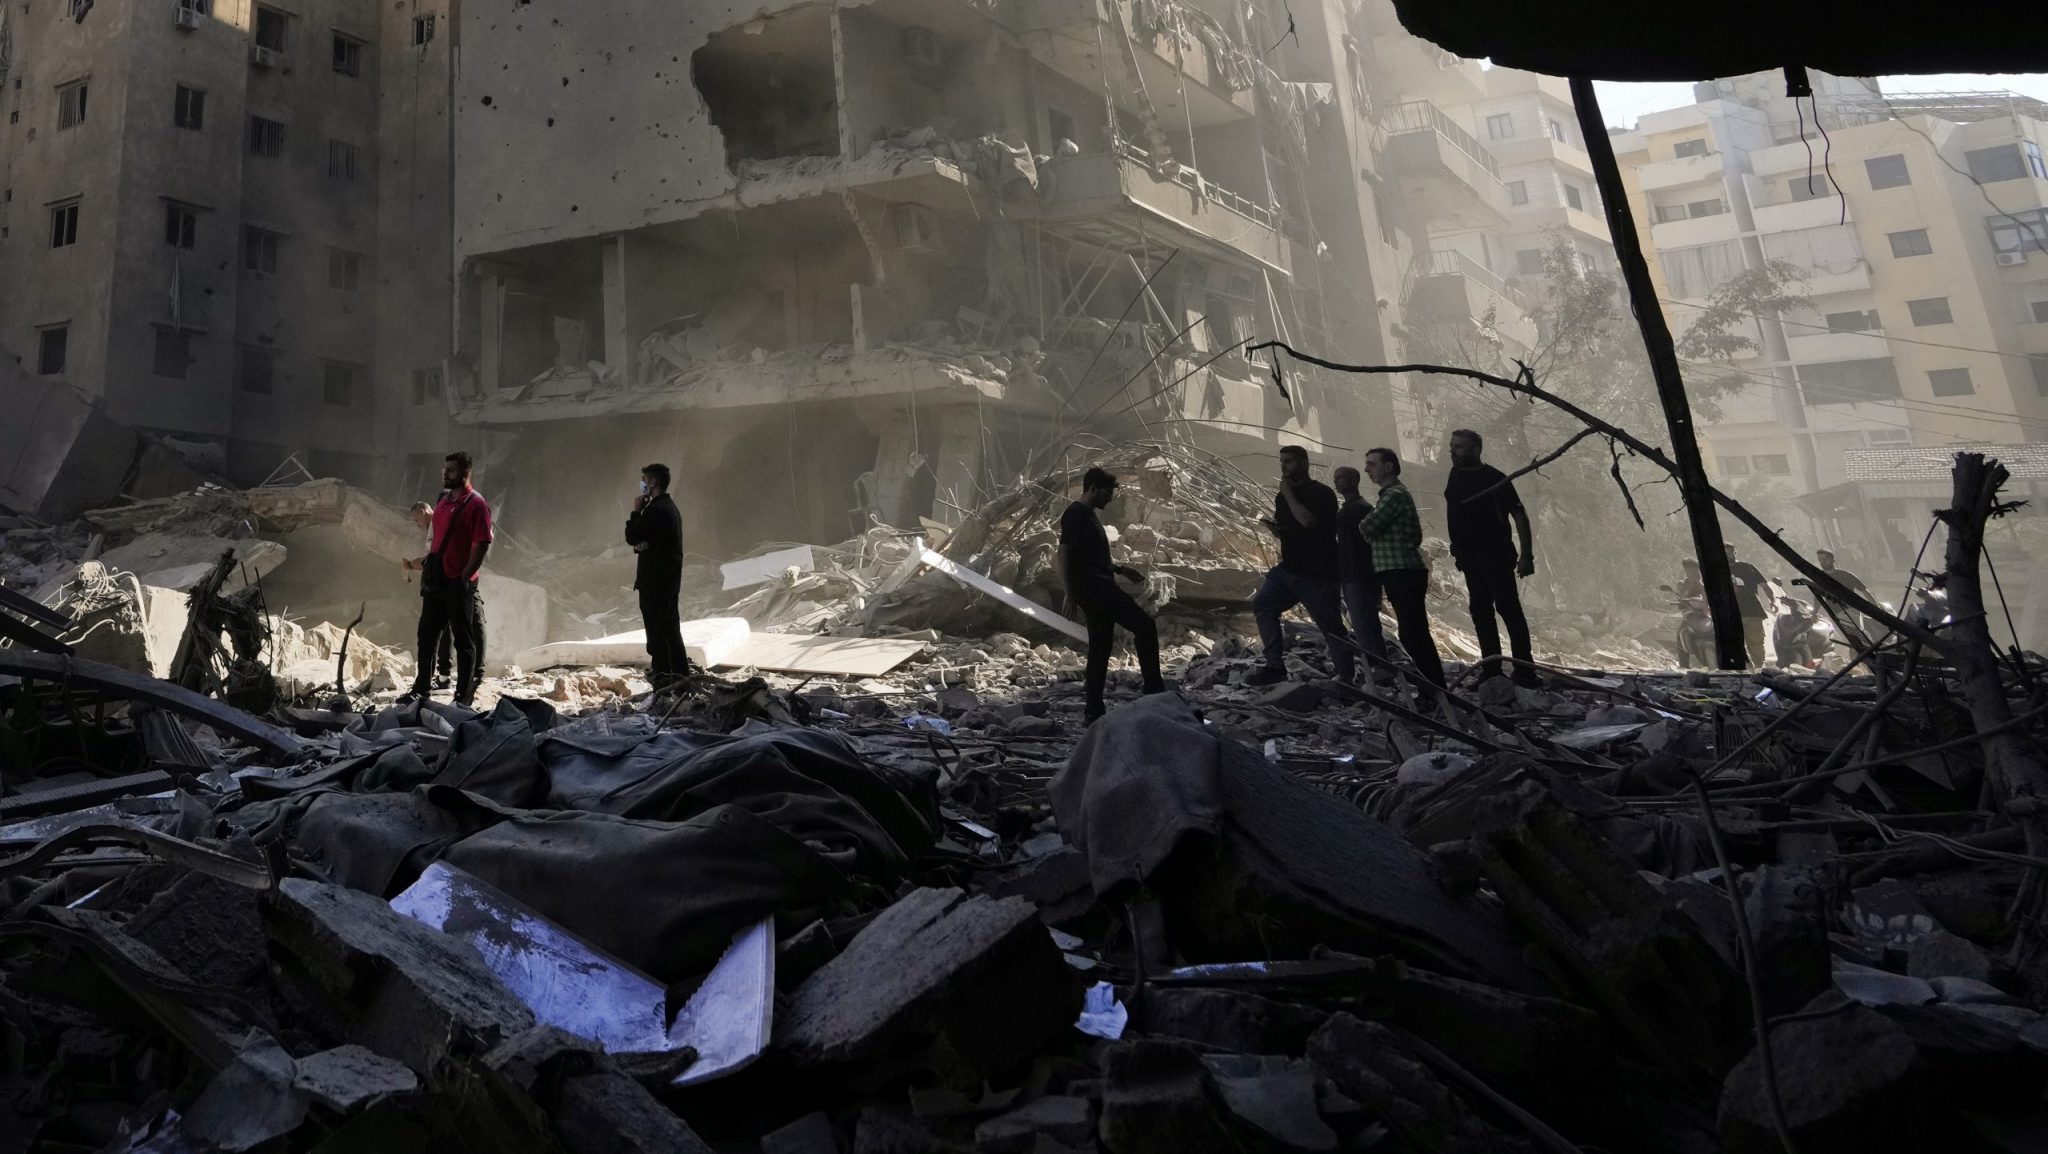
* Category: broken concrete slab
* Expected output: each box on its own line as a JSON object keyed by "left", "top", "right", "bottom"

{"left": 263, "top": 877, "right": 537, "bottom": 1072}
{"left": 973, "top": 1095, "right": 1093, "bottom": 1154}
{"left": 761, "top": 1111, "right": 842, "bottom": 1154}
{"left": 1202, "top": 1055, "right": 1340, "bottom": 1152}
{"left": 292, "top": 1045, "right": 420, "bottom": 1112}
{"left": 514, "top": 617, "right": 750, "bottom": 672}
{"left": 777, "top": 887, "right": 1081, "bottom": 1080}
{"left": 1717, "top": 1000, "right": 1939, "bottom": 1154}
{"left": 1306, "top": 1014, "right": 1521, "bottom": 1154}
{"left": 722, "top": 544, "right": 816, "bottom": 590}
{"left": 1097, "top": 1040, "right": 1242, "bottom": 1154}
{"left": 121, "top": 870, "right": 268, "bottom": 989}
{"left": 552, "top": 1071, "right": 717, "bottom": 1154}
{"left": 98, "top": 531, "right": 286, "bottom": 592}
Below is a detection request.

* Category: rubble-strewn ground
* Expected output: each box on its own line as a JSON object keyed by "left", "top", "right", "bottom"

{"left": 4, "top": 461, "right": 2047, "bottom": 1154}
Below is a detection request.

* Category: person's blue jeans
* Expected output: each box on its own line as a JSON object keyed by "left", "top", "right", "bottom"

{"left": 1253, "top": 567, "right": 1355, "bottom": 681}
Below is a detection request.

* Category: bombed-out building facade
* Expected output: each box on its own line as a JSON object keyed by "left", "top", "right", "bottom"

{"left": 449, "top": 0, "right": 1558, "bottom": 554}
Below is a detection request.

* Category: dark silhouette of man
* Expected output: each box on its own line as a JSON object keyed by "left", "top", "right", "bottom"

{"left": 403, "top": 499, "right": 453, "bottom": 690}
{"left": 1359, "top": 447, "right": 1446, "bottom": 700}
{"left": 1057, "top": 466, "right": 1164, "bottom": 723}
{"left": 1248, "top": 446, "right": 1354, "bottom": 686}
{"left": 1726, "top": 543, "right": 1773, "bottom": 667}
{"left": 1443, "top": 429, "right": 1540, "bottom": 687}
{"left": 626, "top": 463, "right": 690, "bottom": 691}
{"left": 1332, "top": 466, "right": 1390, "bottom": 682}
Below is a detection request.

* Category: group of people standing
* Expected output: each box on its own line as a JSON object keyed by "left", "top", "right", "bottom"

{"left": 1060, "top": 431, "right": 1543, "bottom": 723}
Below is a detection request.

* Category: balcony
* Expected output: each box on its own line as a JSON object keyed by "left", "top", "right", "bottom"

{"left": 1650, "top": 209, "right": 1740, "bottom": 250}
{"left": 1369, "top": 34, "right": 1487, "bottom": 107}
{"left": 1014, "top": 0, "right": 1255, "bottom": 124}
{"left": 1638, "top": 151, "right": 1726, "bottom": 192}
{"left": 1406, "top": 251, "right": 1540, "bottom": 349}
{"left": 1517, "top": 200, "right": 1612, "bottom": 243}
{"left": 1753, "top": 195, "right": 1853, "bottom": 234}
{"left": 1489, "top": 132, "right": 1595, "bottom": 176}
{"left": 1381, "top": 102, "right": 1512, "bottom": 227}
{"left": 1787, "top": 327, "right": 1889, "bottom": 364}
{"left": 1034, "top": 143, "right": 1288, "bottom": 272}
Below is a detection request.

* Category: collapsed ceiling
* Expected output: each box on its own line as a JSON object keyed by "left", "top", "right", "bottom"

{"left": 1389, "top": 0, "right": 2048, "bottom": 83}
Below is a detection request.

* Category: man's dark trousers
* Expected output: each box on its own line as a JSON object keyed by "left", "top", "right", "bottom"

{"left": 1459, "top": 557, "right": 1533, "bottom": 681}
{"left": 1340, "top": 575, "right": 1390, "bottom": 680}
{"left": 1077, "top": 585, "right": 1163, "bottom": 719}
{"left": 641, "top": 581, "right": 690, "bottom": 688}
{"left": 1378, "top": 569, "right": 1445, "bottom": 690}
{"left": 417, "top": 579, "right": 485, "bottom": 698}
{"left": 1253, "top": 568, "right": 1355, "bottom": 681}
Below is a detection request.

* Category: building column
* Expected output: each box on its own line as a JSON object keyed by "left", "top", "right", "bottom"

{"left": 601, "top": 235, "right": 631, "bottom": 382}
{"left": 871, "top": 411, "right": 919, "bottom": 528}
{"left": 929, "top": 405, "right": 984, "bottom": 526}
{"left": 479, "top": 275, "right": 505, "bottom": 394}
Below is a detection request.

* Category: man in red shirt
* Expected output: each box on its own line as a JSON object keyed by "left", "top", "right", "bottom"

{"left": 406, "top": 451, "right": 493, "bottom": 707}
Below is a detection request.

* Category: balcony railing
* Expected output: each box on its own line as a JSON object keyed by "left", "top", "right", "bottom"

{"left": 1383, "top": 101, "right": 1502, "bottom": 181}
{"left": 1415, "top": 249, "right": 1530, "bottom": 311}
{"left": 1115, "top": 139, "right": 1278, "bottom": 230}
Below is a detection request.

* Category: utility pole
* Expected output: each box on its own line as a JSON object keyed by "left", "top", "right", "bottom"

{"left": 1569, "top": 78, "right": 1748, "bottom": 669}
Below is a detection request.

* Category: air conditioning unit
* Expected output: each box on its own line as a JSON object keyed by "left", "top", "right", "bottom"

{"left": 173, "top": 5, "right": 200, "bottom": 30}
{"left": 1996, "top": 251, "right": 2027, "bottom": 266}
{"left": 250, "top": 44, "right": 282, "bottom": 69}
{"left": 901, "top": 27, "right": 943, "bottom": 72}
{"left": 893, "top": 204, "right": 943, "bottom": 256}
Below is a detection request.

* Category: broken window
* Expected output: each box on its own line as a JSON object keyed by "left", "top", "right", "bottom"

{"left": 321, "top": 359, "right": 357, "bottom": 405}
{"left": 165, "top": 202, "right": 198, "bottom": 249}
{"left": 244, "top": 226, "right": 280, "bottom": 273}
{"left": 250, "top": 116, "right": 286, "bottom": 158}
{"left": 327, "top": 247, "right": 362, "bottom": 291}
{"left": 50, "top": 202, "right": 80, "bottom": 248}
{"left": 412, "top": 367, "right": 443, "bottom": 404}
{"left": 1865, "top": 153, "right": 1910, "bottom": 189}
{"left": 1887, "top": 228, "right": 1932, "bottom": 258}
{"left": 1047, "top": 109, "right": 1075, "bottom": 150}
{"left": 37, "top": 326, "right": 68, "bottom": 375}
{"left": 1928, "top": 367, "right": 1974, "bottom": 396}
{"left": 239, "top": 345, "right": 275, "bottom": 393}
{"left": 1672, "top": 138, "right": 1709, "bottom": 158}
{"left": 327, "top": 139, "right": 360, "bottom": 182}
{"left": 57, "top": 80, "right": 88, "bottom": 130}
{"left": 152, "top": 327, "right": 193, "bottom": 379}
{"left": 254, "top": 6, "right": 288, "bottom": 51}
{"left": 413, "top": 15, "right": 435, "bottom": 45}
{"left": 175, "top": 85, "right": 206, "bottom": 130}
{"left": 1906, "top": 297, "right": 1952, "bottom": 326}
{"left": 333, "top": 33, "right": 363, "bottom": 77}
{"left": 693, "top": 8, "right": 839, "bottom": 166}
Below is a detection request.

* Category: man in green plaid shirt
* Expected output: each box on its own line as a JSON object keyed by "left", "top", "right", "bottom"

{"left": 1360, "top": 448, "right": 1446, "bottom": 694}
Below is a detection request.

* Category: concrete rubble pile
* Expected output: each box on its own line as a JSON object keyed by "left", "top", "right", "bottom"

{"left": 5, "top": 506, "right": 2048, "bottom": 1154}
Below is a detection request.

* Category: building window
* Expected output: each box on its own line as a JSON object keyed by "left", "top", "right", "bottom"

{"left": 1046, "top": 108, "right": 1074, "bottom": 148}
{"left": 1673, "top": 138, "right": 1708, "bottom": 158}
{"left": 2032, "top": 300, "right": 2048, "bottom": 324}
{"left": 2027, "top": 141, "right": 2048, "bottom": 180}
{"left": 249, "top": 116, "right": 286, "bottom": 158}
{"left": 1928, "top": 367, "right": 1975, "bottom": 396}
{"left": 1965, "top": 144, "right": 2032, "bottom": 184}
{"left": 1864, "top": 153, "right": 1910, "bottom": 189}
{"left": 1787, "top": 176, "right": 1830, "bottom": 202}
{"left": 244, "top": 226, "right": 280, "bottom": 273}
{"left": 49, "top": 202, "right": 80, "bottom": 248}
{"left": 174, "top": 85, "right": 206, "bottom": 130}
{"left": 333, "top": 34, "right": 363, "bottom": 77}
{"left": 164, "top": 202, "right": 198, "bottom": 249}
{"left": 413, "top": 14, "right": 436, "bottom": 45}
{"left": 1800, "top": 358, "right": 1901, "bottom": 403}
{"left": 1515, "top": 249, "right": 1544, "bottom": 276}
{"left": 1752, "top": 454, "right": 1791, "bottom": 476}
{"left": 1905, "top": 297, "right": 1952, "bottom": 326}
{"left": 1718, "top": 456, "right": 1751, "bottom": 477}
{"left": 177, "top": 0, "right": 211, "bottom": 14}
{"left": 1687, "top": 198, "right": 1726, "bottom": 218}
{"left": 37, "top": 326, "right": 68, "bottom": 376}
{"left": 322, "top": 360, "right": 357, "bottom": 405}
{"left": 328, "top": 139, "right": 360, "bottom": 181}
{"left": 1547, "top": 118, "right": 1566, "bottom": 144}
{"left": 152, "top": 328, "right": 193, "bottom": 379}
{"left": 327, "top": 247, "right": 362, "bottom": 291}
{"left": 57, "top": 80, "right": 88, "bottom": 130}
{"left": 1988, "top": 207, "right": 2048, "bottom": 255}
{"left": 239, "top": 345, "right": 275, "bottom": 393}
{"left": 2032, "top": 355, "right": 2048, "bottom": 396}
{"left": 1562, "top": 184, "right": 1584, "bottom": 211}
{"left": 1653, "top": 203, "right": 1687, "bottom": 224}
{"left": 1824, "top": 309, "right": 1880, "bottom": 332}
{"left": 412, "top": 367, "right": 443, "bottom": 405}
{"left": 1506, "top": 180, "right": 1528, "bottom": 206}
{"left": 254, "top": 6, "right": 288, "bottom": 51}
{"left": 1887, "top": 228, "right": 1932, "bottom": 258}
{"left": 1485, "top": 112, "right": 1513, "bottom": 140}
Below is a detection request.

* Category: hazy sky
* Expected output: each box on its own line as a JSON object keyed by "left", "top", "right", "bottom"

{"left": 1592, "top": 74, "right": 2048, "bottom": 130}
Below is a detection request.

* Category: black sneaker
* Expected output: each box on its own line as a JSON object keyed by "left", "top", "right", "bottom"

{"left": 1243, "top": 667, "right": 1287, "bottom": 687}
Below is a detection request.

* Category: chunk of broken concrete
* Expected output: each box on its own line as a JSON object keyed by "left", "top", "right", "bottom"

{"left": 1202, "top": 1055, "right": 1339, "bottom": 1152}
{"left": 974, "top": 1095, "right": 1094, "bottom": 1154}
{"left": 292, "top": 1045, "right": 419, "bottom": 1112}
{"left": 1396, "top": 751, "right": 1472, "bottom": 786}
{"left": 1907, "top": 928, "right": 1999, "bottom": 985}
{"left": 1097, "top": 1040, "right": 1241, "bottom": 1154}
{"left": 552, "top": 1071, "right": 717, "bottom": 1154}
{"left": 778, "top": 888, "right": 1081, "bottom": 1080}
{"left": 1307, "top": 1014, "right": 1521, "bottom": 1154}
{"left": 263, "top": 877, "right": 537, "bottom": 1072}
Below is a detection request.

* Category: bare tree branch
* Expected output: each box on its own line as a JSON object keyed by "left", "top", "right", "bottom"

{"left": 1462, "top": 427, "right": 1603, "bottom": 504}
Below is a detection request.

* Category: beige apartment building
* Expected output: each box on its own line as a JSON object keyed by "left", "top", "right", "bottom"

{"left": 0, "top": 0, "right": 454, "bottom": 510}
{"left": 1615, "top": 79, "right": 2048, "bottom": 571}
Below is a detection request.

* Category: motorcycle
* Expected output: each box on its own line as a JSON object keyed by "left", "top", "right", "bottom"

{"left": 1656, "top": 584, "right": 1716, "bottom": 668}
{"left": 1771, "top": 589, "right": 1834, "bottom": 669}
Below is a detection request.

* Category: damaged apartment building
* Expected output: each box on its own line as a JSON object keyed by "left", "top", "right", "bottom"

{"left": 450, "top": 0, "right": 1606, "bottom": 554}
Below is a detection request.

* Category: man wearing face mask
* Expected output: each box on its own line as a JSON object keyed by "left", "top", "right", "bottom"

{"left": 626, "top": 463, "right": 690, "bottom": 692}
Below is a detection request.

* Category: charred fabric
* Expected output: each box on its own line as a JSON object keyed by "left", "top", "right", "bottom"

{"left": 1, "top": 446, "right": 2047, "bottom": 1154}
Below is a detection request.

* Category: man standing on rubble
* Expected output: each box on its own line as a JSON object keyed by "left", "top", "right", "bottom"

{"left": 1248, "top": 446, "right": 1355, "bottom": 687}
{"left": 1359, "top": 447, "right": 1446, "bottom": 700}
{"left": 1332, "top": 466, "right": 1390, "bottom": 683}
{"left": 406, "top": 452, "right": 492, "bottom": 708}
{"left": 1058, "top": 467, "right": 1164, "bottom": 723}
{"left": 1726, "top": 544, "right": 1773, "bottom": 667}
{"left": 1444, "top": 430, "right": 1541, "bottom": 688}
{"left": 626, "top": 463, "right": 691, "bottom": 693}
{"left": 402, "top": 501, "right": 452, "bottom": 692}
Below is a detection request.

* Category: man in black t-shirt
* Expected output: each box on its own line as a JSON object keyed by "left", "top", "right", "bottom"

{"left": 1445, "top": 430, "right": 1540, "bottom": 686}
{"left": 1333, "top": 467, "right": 1390, "bottom": 679}
{"left": 1725, "top": 544, "right": 1773, "bottom": 667}
{"left": 1247, "top": 446, "right": 1355, "bottom": 686}
{"left": 1058, "top": 467, "right": 1164, "bottom": 723}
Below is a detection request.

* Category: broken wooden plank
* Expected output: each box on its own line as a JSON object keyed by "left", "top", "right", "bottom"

{"left": 0, "top": 650, "right": 305, "bottom": 757}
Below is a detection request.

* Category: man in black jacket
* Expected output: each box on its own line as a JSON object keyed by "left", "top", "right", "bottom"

{"left": 626, "top": 463, "right": 690, "bottom": 690}
{"left": 1057, "top": 466, "right": 1164, "bottom": 724}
